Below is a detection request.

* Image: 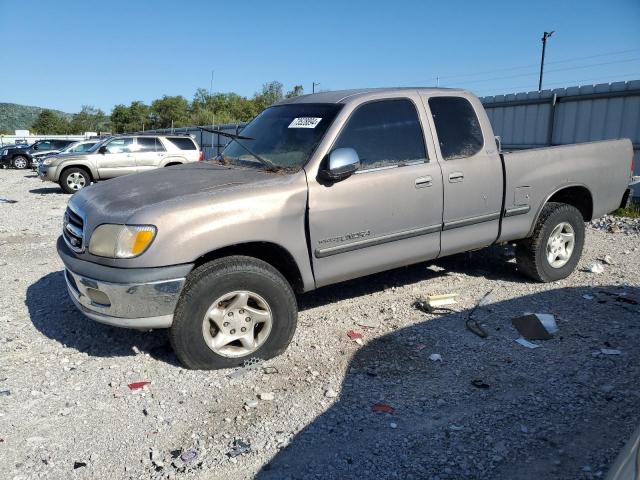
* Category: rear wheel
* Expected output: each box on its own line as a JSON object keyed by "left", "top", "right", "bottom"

{"left": 13, "top": 156, "right": 28, "bottom": 169}
{"left": 170, "top": 256, "right": 298, "bottom": 370}
{"left": 516, "top": 202, "right": 585, "bottom": 282}
{"left": 59, "top": 167, "right": 90, "bottom": 194}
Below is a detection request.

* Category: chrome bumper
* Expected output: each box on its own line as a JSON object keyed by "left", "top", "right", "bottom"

{"left": 64, "top": 268, "right": 185, "bottom": 329}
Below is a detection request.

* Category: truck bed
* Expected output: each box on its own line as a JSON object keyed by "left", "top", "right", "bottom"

{"left": 498, "top": 138, "right": 633, "bottom": 243}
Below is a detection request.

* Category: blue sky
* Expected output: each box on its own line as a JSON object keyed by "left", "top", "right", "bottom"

{"left": 1, "top": 0, "right": 639, "bottom": 113}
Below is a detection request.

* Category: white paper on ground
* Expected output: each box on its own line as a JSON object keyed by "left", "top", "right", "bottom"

{"left": 515, "top": 337, "right": 541, "bottom": 349}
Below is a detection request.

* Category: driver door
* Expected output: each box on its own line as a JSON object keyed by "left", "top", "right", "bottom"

{"left": 96, "top": 137, "right": 136, "bottom": 178}
{"left": 307, "top": 98, "right": 443, "bottom": 288}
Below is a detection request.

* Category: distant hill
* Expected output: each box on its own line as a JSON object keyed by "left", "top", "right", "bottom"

{"left": 0, "top": 102, "right": 72, "bottom": 133}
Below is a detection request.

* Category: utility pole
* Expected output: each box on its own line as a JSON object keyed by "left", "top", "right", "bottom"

{"left": 538, "top": 30, "right": 554, "bottom": 91}
{"left": 210, "top": 70, "right": 215, "bottom": 127}
{"left": 312, "top": 82, "right": 320, "bottom": 93}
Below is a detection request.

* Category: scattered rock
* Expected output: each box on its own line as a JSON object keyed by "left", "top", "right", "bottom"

{"left": 258, "top": 392, "right": 275, "bottom": 401}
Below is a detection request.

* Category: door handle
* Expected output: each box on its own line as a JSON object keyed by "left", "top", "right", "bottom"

{"left": 448, "top": 172, "right": 464, "bottom": 183}
{"left": 415, "top": 176, "right": 433, "bottom": 188}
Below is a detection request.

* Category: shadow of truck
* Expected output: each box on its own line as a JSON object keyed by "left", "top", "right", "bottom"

{"left": 258, "top": 286, "right": 640, "bottom": 480}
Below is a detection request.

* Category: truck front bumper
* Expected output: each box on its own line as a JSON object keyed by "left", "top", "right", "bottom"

{"left": 57, "top": 237, "right": 193, "bottom": 329}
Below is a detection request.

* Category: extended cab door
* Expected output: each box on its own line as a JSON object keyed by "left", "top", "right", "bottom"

{"left": 134, "top": 137, "right": 166, "bottom": 172}
{"left": 307, "top": 97, "right": 443, "bottom": 288}
{"left": 422, "top": 94, "right": 503, "bottom": 256}
{"left": 96, "top": 137, "right": 136, "bottom": 178}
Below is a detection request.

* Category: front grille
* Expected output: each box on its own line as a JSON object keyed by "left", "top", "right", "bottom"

{"left": 63, "top": 206, "right": 85, "bottom": 252}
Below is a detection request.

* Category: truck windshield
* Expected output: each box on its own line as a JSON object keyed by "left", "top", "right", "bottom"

{"left": 218, "top": 103, "right": 342, "bottom": 171}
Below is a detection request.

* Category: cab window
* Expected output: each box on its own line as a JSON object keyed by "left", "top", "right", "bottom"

{"left": 428, "top": 97, "right": 484, "bottom": 160}
{"left": 333, "top": 99, "right": 427, "bottom": 170}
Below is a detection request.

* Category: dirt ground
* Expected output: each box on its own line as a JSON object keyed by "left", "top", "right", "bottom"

{"left": 0, "top": 169, "right": 639, "bottom": 480}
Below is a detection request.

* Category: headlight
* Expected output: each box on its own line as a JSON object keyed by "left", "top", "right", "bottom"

{"left": 1, "top": 149, "right": 7, "bottom": 156}
{"left": 88, "top": 224, "right": 157, "bottom": 258}
{"left": 43, "top": 158, "right": 54, "bottom": 166}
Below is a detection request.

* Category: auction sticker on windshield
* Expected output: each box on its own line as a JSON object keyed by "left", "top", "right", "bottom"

{"left": 288, "top": 117, "right": 322, "bottom": 128}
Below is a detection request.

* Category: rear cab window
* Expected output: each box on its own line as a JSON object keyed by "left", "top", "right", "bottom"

{"left": 165, "top": 137, "right": 197, "bottom": 150}
{"left": 136, "top": 137, "right": 165, "bottom": 152}
{"left": 333, "top": 99, "right": 427, "bottom": 170}
{"left": 428, "top": 96, "right": 484, "bottom": 160}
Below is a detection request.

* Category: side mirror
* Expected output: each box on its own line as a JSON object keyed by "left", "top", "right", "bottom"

{"left": 318, "top": 148, "right": 360, "bottom": 182}
{"left": 98, "top": 145, "right": 108, "bottom": 154}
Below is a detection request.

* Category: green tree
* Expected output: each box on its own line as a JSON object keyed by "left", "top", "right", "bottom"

{"left": 286, "top": 85, "right": 304, "bottom": 98}
{"left": 69, "top": 105, "right": 109, "bottom": 133}
{"left": 110, "top": 101, "right": 152, "bottom": 133}
{"left": 31, "top": 110, "right": 70, "bottom": 134}
{"left": 151, "top": 95, "right": 190, "bottom": 128}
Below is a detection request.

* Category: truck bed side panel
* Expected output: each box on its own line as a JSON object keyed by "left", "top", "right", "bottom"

{"left": 498, "top": 139, "right": 633, "bottom": 243}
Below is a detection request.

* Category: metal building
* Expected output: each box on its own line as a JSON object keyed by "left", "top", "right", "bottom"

{"left": 481, "top": 80, "right": 640, "bottom": 187}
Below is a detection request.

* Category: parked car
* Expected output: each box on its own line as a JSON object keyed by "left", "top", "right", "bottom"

{"left": 31, "top": 139, "right": 101, "bottom": 170}
{"left": 0, "top": 139, "right": 76, "bottom": 169}
{"left": 38, "top": 134, "right": 203, "bottom": 193}
{"left": 55, "top": 87, "right": 635, "bottom": 369}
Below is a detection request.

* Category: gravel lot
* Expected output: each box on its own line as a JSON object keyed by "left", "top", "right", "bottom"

{"left": 0, "top": 169, "right": 639, "bottom": 480}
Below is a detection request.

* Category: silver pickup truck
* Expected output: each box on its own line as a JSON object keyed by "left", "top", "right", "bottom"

{"left": 56, "top": 88, "right": 635, "bottom": 369}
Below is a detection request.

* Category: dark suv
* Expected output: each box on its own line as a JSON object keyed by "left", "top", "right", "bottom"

{"left": 0, "top": 139, "right": 77, "bottom": 169}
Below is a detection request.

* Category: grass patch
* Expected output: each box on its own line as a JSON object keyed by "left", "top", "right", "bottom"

{"left": 613, "top": 202, "right": 640, "bottom": 218}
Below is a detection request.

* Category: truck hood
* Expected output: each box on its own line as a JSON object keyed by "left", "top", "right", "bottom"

{"left": 70, "top": 162, "right": 278, "bottom": 223}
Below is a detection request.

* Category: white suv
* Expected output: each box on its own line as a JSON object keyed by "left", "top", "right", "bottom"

{"left": 37, "top": 134, "right": 203, "bottom": 193}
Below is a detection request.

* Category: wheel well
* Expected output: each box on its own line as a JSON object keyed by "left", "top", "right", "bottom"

{"left": 165, "top": 162, "right": 182, "bottom": 167}
{"left": 60, "top": 164, "right": 93, "bottom": 182}
{"left": 193, "top": 242, "right": 304, "bottom": 293}
{"left": 547, "top": 186, "right": 593, "bottom": 221}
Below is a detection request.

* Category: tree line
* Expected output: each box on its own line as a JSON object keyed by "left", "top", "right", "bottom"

{"left": 31, "top": 81, "right": 304, "bottom": 134}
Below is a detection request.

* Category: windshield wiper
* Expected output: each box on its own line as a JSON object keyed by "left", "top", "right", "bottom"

{"left": 198, "top": 126, "right": 279, "bottom": 171}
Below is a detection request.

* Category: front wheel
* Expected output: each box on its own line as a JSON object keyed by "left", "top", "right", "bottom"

{"left": 13, "top": 156, "right": 28, "bottom": 169}
{"left": 516, "top": 202, "right": 585, "bottom": 282}
{"left": 170, "top": 256, "right": 298, "bottom": 370}
{"left": 59, "top": 167, "right": 90, "bottom": 194}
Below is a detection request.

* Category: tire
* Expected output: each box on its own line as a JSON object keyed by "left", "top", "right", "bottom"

{"left": 516, "top": 202, "right": 585, "bottom": 282}
{"left": 59, "top": 167, "right": 90, "bottom": 194}
{"left": 13, "top": 156, "right": 28, "bottom": 169}
{"left": 170, "top": 255, "right": 298, "bottom": 370}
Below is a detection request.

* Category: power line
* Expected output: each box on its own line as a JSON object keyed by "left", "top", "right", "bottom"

{"left": 401, "top": 47, "right": 640, "bottom": 85}
{"left": 454, "top": 57, "right": 640, "bottom": 86}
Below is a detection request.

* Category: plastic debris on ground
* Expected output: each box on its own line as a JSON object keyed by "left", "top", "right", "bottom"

{"left": 371, "top": 403, "right": 395, "bottom": 414}
{"left": 0, "top": 389, "right": 10, "bottom": 397}
{"left": 515, "top": 338, "right": 541, "bottom": 349}
{"left": 511, "top": 313, "right": 558, "bottom": 340}
{"left": 600, "top": 348, "right": 622, "bottom": 355}
{"left": 601, "top": 255, "right": 615, "bottom": 265}
{"left": 466, "top": 290, "right": 493, "bottom": 338}
{"left": 227, "top": 439, "right": 251, "bottom": 458}
{"left": 180, "top": 449, "right": 198, "bottom": 464}
{"left": 586, "top": 262, "right": 605, "bottom": 274}
{"left": 0, "top": 198, "right": 17, "bottom": 204}
{"left": 127, "top": 381, "right": 151, "bottom": 390}
{"left": 414, "top": 293, "right": 458, "bottom": 313}
{"left": 582, "top": 294, "right": 595, "bottom": 300}
{"left": 429, "top": 353, "right": 443, "bottom": 362}
{"left": 346, "top": 330, "right": 364, "bottom": 345}
{"left": 73, "top": 462, "right": 87, "bottom": 469}
{"left": 471, "top": 379, "right": 490, "bottom": 389}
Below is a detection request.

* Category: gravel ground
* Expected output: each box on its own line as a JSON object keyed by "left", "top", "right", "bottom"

{"left": 0, "top": 169, "right": 639, "bottom": 480}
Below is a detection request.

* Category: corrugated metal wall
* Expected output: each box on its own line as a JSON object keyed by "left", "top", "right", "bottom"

{"left": 481, "top": 80, "right": 640, "bottom": 184}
